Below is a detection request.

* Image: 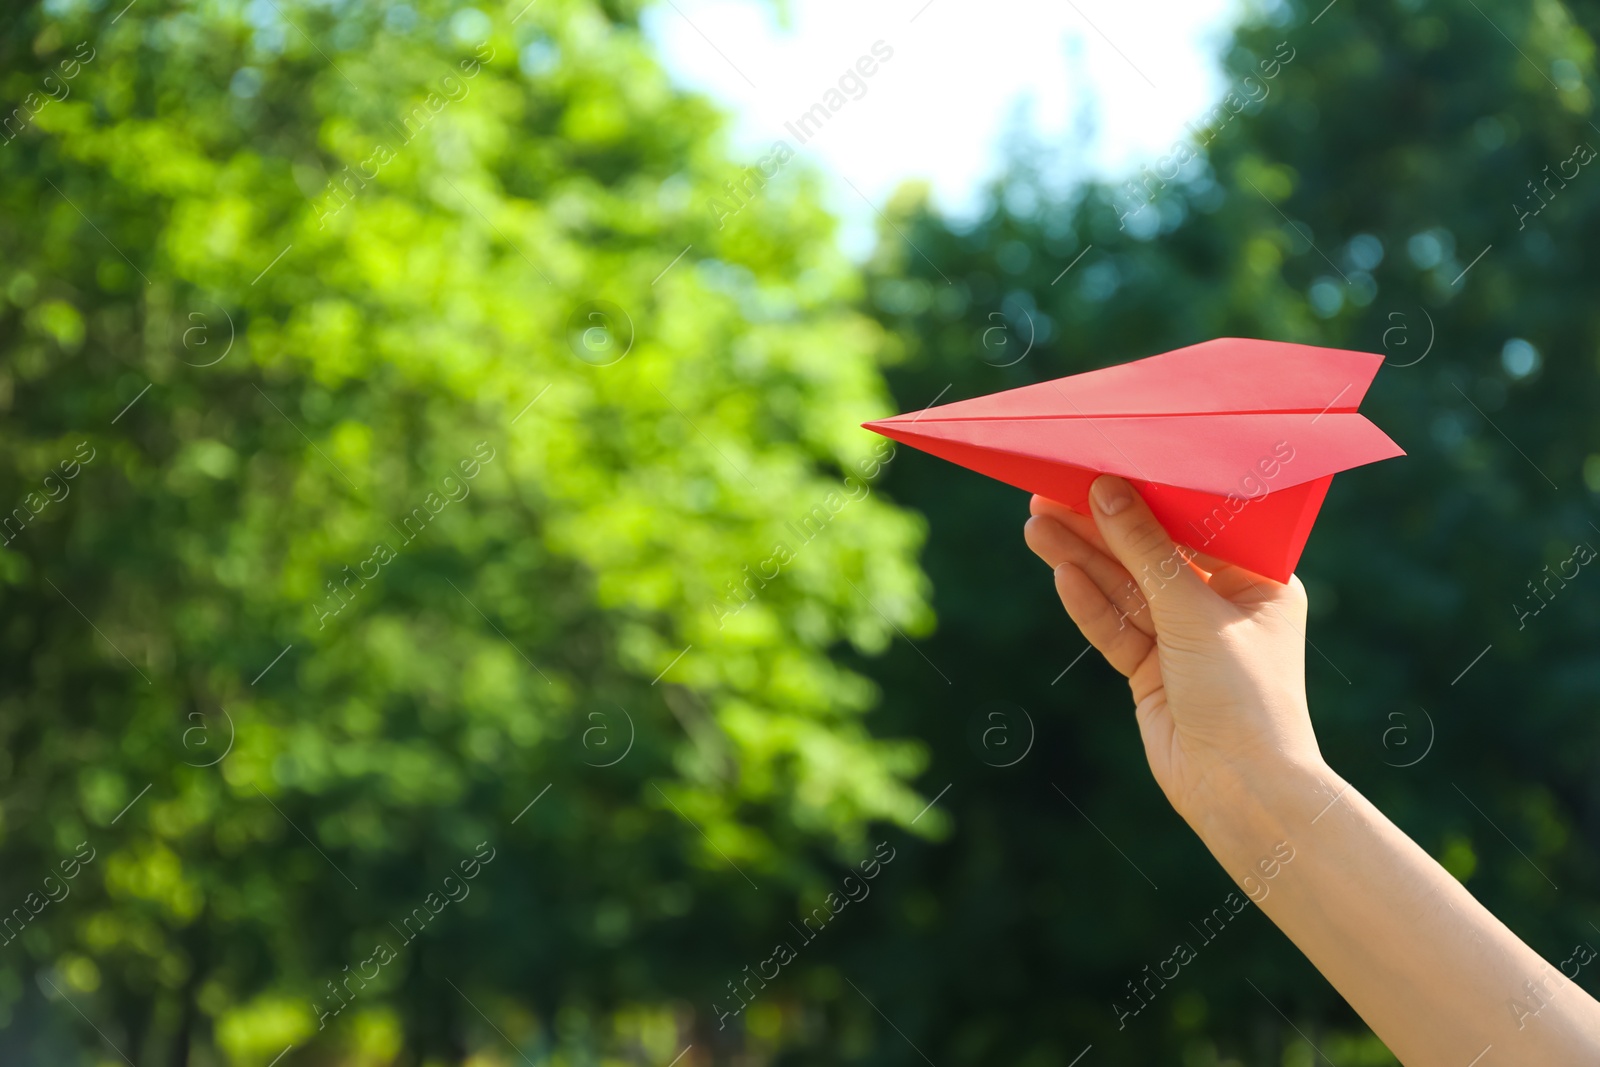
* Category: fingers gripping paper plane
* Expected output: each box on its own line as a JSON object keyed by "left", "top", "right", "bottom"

{"left": 862, "top": 338, "right": 1405, "bottom": 583}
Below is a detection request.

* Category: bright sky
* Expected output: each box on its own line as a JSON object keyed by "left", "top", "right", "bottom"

{"left": 644, "top": 0, "right": 1244, "bottom": 253}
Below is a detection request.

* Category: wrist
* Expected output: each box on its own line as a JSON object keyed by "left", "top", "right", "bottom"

{"left": 1180, "top": 750, "right": 1341, "bottom": 854}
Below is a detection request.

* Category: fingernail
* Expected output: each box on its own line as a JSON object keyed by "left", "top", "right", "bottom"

{"left": 1092, "top": 477, "right": 1132, "bottom": 516}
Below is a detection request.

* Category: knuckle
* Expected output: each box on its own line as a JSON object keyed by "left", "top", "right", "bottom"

{"left": 1124, "top": 517, "right": 1168, "bottom": 558}
{"left": 1099, "top": 595, "right": 1141, "bottom": 641}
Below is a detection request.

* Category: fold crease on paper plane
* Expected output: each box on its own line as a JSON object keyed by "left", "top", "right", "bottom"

{"left": 862, "top": 338, "right": 1405, "bottom": 582}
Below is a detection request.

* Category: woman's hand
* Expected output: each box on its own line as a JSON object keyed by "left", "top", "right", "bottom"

{"left": 1023, "top": 476, "right": 1323, "bottom": 823}
{"left": 1028, "top": 476, "right": 1600, "bottom": 1064}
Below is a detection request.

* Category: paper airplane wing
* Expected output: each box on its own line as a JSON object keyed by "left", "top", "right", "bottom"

{"left": 863, "top": 339, "right": 1404, "bottom": 582}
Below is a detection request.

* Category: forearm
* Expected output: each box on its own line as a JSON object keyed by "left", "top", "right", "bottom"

{"left": 1187, "top": 756, "right": 1600, "bottom": 1066}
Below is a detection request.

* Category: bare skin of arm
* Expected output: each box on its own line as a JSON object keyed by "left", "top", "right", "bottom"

{"left": 1023, "top": 475, "right": 1600, "bottom": 1066}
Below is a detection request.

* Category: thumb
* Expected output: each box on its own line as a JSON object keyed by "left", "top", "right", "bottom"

{"left": 1088, "top": 476, "right": 1214, "bottom": 619}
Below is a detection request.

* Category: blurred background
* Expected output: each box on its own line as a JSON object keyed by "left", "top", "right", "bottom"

{"left": 1, "top": 0, "right": 1597, "bottom": 1062}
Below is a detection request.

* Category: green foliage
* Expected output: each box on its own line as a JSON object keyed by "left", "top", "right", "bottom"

{"left": 843, "top": 0, "right": 1600, "bottom": 1062}
{"left": 0, "top": 0, "right": 931, "bottom": 1060}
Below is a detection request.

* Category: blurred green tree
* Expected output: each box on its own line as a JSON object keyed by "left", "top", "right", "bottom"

{"left": 0, "top": 0, "right": 933, "bottom": 1061}
{"left": 846, "top": 0, "right": 1600, "bottom": 1063}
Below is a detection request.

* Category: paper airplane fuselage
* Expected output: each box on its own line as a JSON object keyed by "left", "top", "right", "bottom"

{"left": 863, "top": 338, "right": 1405, "bottom": 582}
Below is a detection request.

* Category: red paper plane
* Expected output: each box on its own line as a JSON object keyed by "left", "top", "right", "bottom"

{"left": 862, "top": 338, "right": 1404, "bottom": 582}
